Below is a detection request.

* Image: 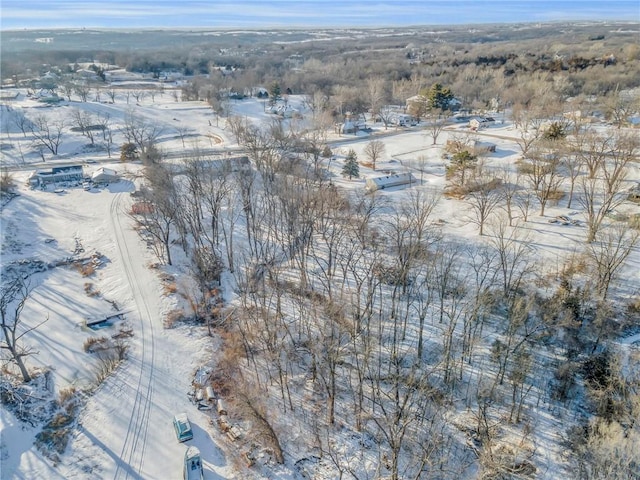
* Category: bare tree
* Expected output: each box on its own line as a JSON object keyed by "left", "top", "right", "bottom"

{"left": 424, "top": 108, "right": 447, "bottom": 145}
{"left": 302, "top": 90, "right": 329, "bottom": 121}
{"left": 563, "top": 145, "right": 584, "bottom": 209}
{"left": 12, "top": 108, "right": 31, "bottom": 138}
{"left": 96, "top": 112, "right": 114, "bottom": 157}
{"left": 377, "top": 105, "right": 396, "bottom": 130}
{"left": 497, "top": 167, "right": 522, "bottom": 226}
{"left": 363, "top": 139, "right": 386, "bottom": 171}
{"left": 604, "top": 88, "right": 638, "bottom": 129}
{"left": 370, "top": 355, "right": 440, "bottom": 480}
{"left": 465, "top": 163, "right": 503, "bottom": 235}
{"left": 514, "top": 189, "right": 534, "bottom": 223}
{"left": 580, "top": 132, "right": 636, "bottom": 242}
{"left": 60, "top": 82, "right": 74, "bottom": 101}
{"left": 462, "top": 246, "right": 498, "bottom": 364}
{"left": 131, "top": 89, "right": 146, "bottom": 104}
{"left": 1, "top": 279, "right": 47, "bottom": 383}
{"left": 135, "top": 165, "right": 179, "bottom": 265}
{"left": 488, "top": 216, "right": 535, "bottom": 298}
{"left": 310, "top": 300, "right": 351, "bottom": 425}
{"left": 587, "top": 222, "right": 639, "bottom": 300}
{"left": 123, "top": 109, "right": 164, "bottom": 161}
{"left": 174, "top": 124, "right": 191, "bottom": 148}
{"left": 71, "top": 108, "right": 97, "bottom": 145}
{"left": 226, "top": 115, "right": 249, "bottom": 144}
{"left": 521, "top": 142, "right": 564, "bottom": 216}
{"left": 106, "top": 89, "right": 116, "bottom": 103}
{"left": 511, "top": 104, "right": 545, "bottom": 157}
{"left": 30, "top": 115, "right": 64, "bottom": 155}
{"left": 74, "top": 83, "right": 90, "bottom": 102}
{"left": 573, "top": 129, "right": 609, "bottom": 179}
{"left": 405, "top": 94, "right": 429, "bottom": 122}
{"left": 366, "top": 77, "right": 387, "bottom": 122}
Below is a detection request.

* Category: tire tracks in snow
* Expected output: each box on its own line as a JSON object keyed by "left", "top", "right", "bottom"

{"left": 110, "top": 192, "right": 156, "bottom": 480}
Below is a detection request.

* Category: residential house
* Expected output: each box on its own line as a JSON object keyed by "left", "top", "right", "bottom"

{"left": 91, "top": 167, "right": 119, "bottom": 184}
{"left": 28, "top": 165, "right": 84, "bottom": 187}
{"left": 469, "top": 116, "right": 495, "bottom": 131}
{"left": 365, "top": 172, "right": 416, "bottom": 192}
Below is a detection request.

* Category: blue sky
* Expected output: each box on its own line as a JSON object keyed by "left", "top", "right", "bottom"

{"left": 2, "top": 1, "right": 638, "bottom": 29}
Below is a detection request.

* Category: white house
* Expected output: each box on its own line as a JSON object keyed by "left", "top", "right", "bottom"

{"left": 365, "top": 172, "right": 415, "bottom": 192}
{"left": 469, "top": 116, "right": 495, "bottom": 131}
{"left": 91, "top": 167, "right": 119, "bottom": 184}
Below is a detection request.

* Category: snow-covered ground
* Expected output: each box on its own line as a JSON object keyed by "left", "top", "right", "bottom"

{"left": 1, "top": 175, "right": 236, "bottom": 479}
{"left": 1, "top": 87, "right": 639, "bottom": 479}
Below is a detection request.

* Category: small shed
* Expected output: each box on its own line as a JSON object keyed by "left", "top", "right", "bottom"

{"left": 469, "top": 116, "right": 495, "bottom": 131}
{"left": 473, "top": 141, "right": 497, "bottom": 154}
{"left": 365, "top": 172, "right": 415, "bottom": 192}
{"left": 91, "top": 167, "right": 119, "bottom": 184}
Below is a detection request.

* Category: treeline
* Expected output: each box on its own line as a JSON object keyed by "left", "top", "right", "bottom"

{"left": 4, "top": 23, "right": 638, "bottom": 103}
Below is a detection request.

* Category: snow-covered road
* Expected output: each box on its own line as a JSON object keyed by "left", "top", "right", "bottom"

{"left": 56, "top": 191, "right": 233, "bottom": 480}
{"left": 110, "top": 192, "right": 156, "bottom": 478}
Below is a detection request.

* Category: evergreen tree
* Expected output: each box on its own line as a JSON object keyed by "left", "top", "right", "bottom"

{"left": 120, "top": 142, "right": 138, "bottom": 162}
{"left": 342, "top": 149, "right": 360, "bottom": 180}
{"left": 269, "top": 81, "right": 281, "bottom": 104}
{"left": 424, "top": 83, "right": 455, "bottom": 111}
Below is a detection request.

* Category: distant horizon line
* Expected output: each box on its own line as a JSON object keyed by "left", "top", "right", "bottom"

{"left": 2, "top": 19, "right": 638, "bottom": 33}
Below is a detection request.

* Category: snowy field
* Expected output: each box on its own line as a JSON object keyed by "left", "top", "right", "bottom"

{"left": 1, "top": 86, "right": 639, "bottom": 479}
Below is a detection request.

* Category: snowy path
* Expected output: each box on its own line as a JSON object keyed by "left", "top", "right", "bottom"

{"left": 110, "top": 192, "right": 156, "bottom": 478}
{"left": 55, "top": 191, "right": 234, "bottom": 480}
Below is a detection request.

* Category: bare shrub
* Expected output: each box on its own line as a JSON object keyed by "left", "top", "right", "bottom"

{"left": 163, "top": 281, "right": 177, "bottom": 295}
{"left": 547, "top": 188, "right": 564, "bottom": 201}
{"left": 93, "top": 348, "right": 121, "bottom": 385}
{"left": 112, "top": 338, "right": 130, "bottom": 361}
{"left": 359, "top": 161, "right": 374, "bottom": 169}
{"left": 626, "top": 296, "right": 640, "bottom": 316}
{"left": 83, "top": 282, "right": 100, "bottom": 297}
{"left": 234, "top": 388, "right": 285, "bottom": 464}
{"left": 48, "top": 412, "right": 74, "bottom": 429}
{"left": 479, "top": 441, "right": 536, "bottom": 479}
{"left": 57, "top": 386, "right": 77, "bottom": 406}
{"left": 83, "top": 336, "right": 109, "bottom": 353}
{"left": 551, "top": 361, "right": 579, "bottom": 401}
{"left": 561, "top": 251, "right": 589, "bottom": 278}
{"left": 84, "top": 334, "right": 129, "bottom": 386}
{"left": 111, "top": 324, "right": 134, "bottom": 340}
{"left": 0, "top": 171, "right": 15, "bottom": 193}
{"left": 74, "top": 262, "right": 95, "bottom": 277}
{"left": 164, "top": 308, "right": 186, "bottom": 328}
{"left": 158, "top": 272, "right": 175, "bottom": 283}
{"left": 58, "top": 386, "right": 81, "bottom": 416}
{"left": 35, "top": 409, "right": 78, "bottom": 462}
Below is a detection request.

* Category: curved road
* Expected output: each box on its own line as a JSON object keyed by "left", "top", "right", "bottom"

{"left": 83, "top": 191, "right": 232, "bottom": 480}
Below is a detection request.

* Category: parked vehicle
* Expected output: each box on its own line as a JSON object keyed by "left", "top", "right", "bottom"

{"left": 183, "top": 446, "right": 204, "bottom": 480}
{"left": 173, "top": 413, "right": 193, "bottom": 442}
